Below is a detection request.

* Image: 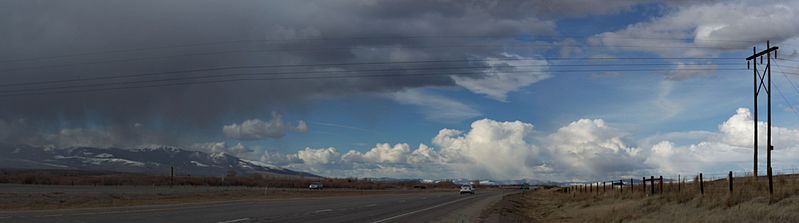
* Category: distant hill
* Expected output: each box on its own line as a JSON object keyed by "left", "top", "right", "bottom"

{"left": 0, "top": 144, "right": 318, "bottom": 177}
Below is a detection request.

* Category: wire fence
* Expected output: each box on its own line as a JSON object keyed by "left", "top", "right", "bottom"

{"left": 561, "top": 167, "right": 799, "bottom": 201}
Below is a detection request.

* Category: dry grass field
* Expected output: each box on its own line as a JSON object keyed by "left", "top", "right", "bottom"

{"left": 0, "top": 169, "right": 464, "bottom": 210}
{"left": 487, "top": 175, "right": 799, "bottom": 222}
{"left": 0, "top": 183, "right": 462, "bottom": 210}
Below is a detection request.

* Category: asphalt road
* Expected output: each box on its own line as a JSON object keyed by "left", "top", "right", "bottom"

{"left": 0, "top": 191, "right": 507, "bottom": 223}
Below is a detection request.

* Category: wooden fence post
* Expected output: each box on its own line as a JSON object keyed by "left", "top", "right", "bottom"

{"left": 728, "top": 171, "right": 733, "bottom": 194}
{"left": 630, "top": 178, "right": 634, "bottom": 194}
{"left": 620, "top": 180, "right": 623, "bottom": 193}
{"left": 678, "top": 175, "right": 681, "bottom": 192}
{"left": 650, "top": 176, "right": 655, "bottom": 195}
{"left": 699, "top": 173, "right": 704, "bottom": 195}
{"left": 659, "top": 176, "right": 663, "bottom": 194}
{"left": 669, "top": 178, "right": 673, "bottom": 193}
{"left": 642, "top": 177, "right": 646, "bottom": 193}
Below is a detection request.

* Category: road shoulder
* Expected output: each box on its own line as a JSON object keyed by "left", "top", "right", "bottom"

{"left": 431, "top": 191, "right": 510, "bottom": 223}
{"left": 478, "top": 191, "right": 536, "bottom": 223}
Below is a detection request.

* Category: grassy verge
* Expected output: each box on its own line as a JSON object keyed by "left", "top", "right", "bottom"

{"left": 488, "top": 176, "right": 799, "bottom": 222}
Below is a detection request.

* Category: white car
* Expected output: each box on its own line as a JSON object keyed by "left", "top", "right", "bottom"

{"left": 459, "top": 185, "right": 475, "bottom": 194}
{"left": 309, "top": 183, "right": 323, "bottom": 190}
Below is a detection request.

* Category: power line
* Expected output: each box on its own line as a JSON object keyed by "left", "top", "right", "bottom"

{"left": 1, "top": 67, "right": 739, "bottom": 94}
{"left": 772, "top": 60, "right": 799, "bottom": 120}
{"left": 774, "top": 60, "right": 799, "bottom": 95}
{"left": 772, "top": 83, "right": 799, "bottom": 121}
{"left": 0, "top": 43, "right": 747, "bottom": 72}
{"left": 0, "top": 61, "right": 739, "bottom": 88}
{"left": 0, "top": 67, "right": 744, "bottom": 98}
{"left": 0, "top": 34, "right": 774, "bottom": 65}
{"left": 777, "top": 58, "right": 799, "bottom": 63}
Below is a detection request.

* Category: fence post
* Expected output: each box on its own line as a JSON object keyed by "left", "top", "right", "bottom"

{"left": 620, "top": 180, "right": 623, "bottom": 193}
{"left": 699, "top": 173, "right": 704, "bottom": 195}
{"left": 678, "top": 175, "right": 681, "bottom": 192}
{"left": 659, "top": 176, "right": 663, "bottom": 194}
{"left": 728, "top": 171, "right": 733, "bottom": 194}
{"left": 669, "top": 178, "right": 673, "bottom": 193}
{"left": 650, "top": 176, "right": 655, "bottom": 195}
{"left": 630, "top": 178, "right": 634, "bottom": 194}
{"left": 642, "top": 177, "right": 646, "bottom": 193}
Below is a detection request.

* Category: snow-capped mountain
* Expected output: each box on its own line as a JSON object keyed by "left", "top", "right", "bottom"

{"left": 0, "top": 144, "right": 318, "bottom": 177}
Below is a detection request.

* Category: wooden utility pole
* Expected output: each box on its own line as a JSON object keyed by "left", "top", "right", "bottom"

{"left": 747, "top": 41, "right": 778, "bottom": 195}
{"left": 753, "top": 45, "right": 759, "bottom": 180}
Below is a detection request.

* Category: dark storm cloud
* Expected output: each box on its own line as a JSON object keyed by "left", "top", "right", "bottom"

{"left": 0, "top": 0, "right": 642, "bottom": 146}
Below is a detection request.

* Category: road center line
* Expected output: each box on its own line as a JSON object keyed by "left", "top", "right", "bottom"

{"left": 217, "top": 217, "right": 251, "bottom": 223}
{"left": 313, "top": 209, "right": 333, "bottom": 213}
{"left": 370, "top": 195, "right": 477, "bottom": 223}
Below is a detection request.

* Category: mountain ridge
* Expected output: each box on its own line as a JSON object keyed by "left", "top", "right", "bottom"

{"left": 0, "top": 144, "right": 319, "bottom": 177}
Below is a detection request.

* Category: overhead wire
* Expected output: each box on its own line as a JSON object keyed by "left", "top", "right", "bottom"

{"left": 0, "top": 35, "right": 767, "bottom": 98}
{"left": 0, "top": 61, "right": 738, "bottom": 88}
{"left": 0, "top": 34, "right": 775, "bottom": 65}
{"left": 0, "top": 67, "right": 743, "bottom": 97}
{"left": 771, "top": 59, "right": 799, "bottom": 120}
{"left": 0, "top": 43, "right": 747, "bottom": 73}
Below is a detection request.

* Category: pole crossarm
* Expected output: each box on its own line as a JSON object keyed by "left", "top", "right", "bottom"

{"left": 746, "top": 47, "right": 779, "bottom": 60}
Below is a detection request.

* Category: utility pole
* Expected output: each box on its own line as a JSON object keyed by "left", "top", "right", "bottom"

{"left": 171, "top": 166, "right": 175, "bottom": 187}
{"left": 747, "top": 41, "right": 778, "bottom": 195}
{"left": 753, "top": 45, "right": 758, "bottom": 179}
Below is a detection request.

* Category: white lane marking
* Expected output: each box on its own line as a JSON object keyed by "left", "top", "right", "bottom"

{"left": 38, "top": 214, "right": 63, "bottom": 217}
{"left": 370, "top": 195, "right": 477, "bottom": 223}
{"left": 313, "top": 209, "right": 333, "bottom": 213}
{"left": 217, "top": 217, "right": 251, "bottom": 223}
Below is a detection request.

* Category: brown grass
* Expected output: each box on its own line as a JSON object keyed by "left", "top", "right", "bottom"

{"left": 494, "top": 175, "right": 799, "bottom": 222}
{"left": 0, "top": 169, "right": 474, "bottom": 210}
{"left": 0, "top": 185, "right": 458, "bottom": 210}
{"left": 0, "top": 169, "right": 458, "bottom": 189}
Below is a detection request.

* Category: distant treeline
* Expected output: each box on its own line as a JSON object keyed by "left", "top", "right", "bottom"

{"left": 0, "top": 169, "right": 459, "bottom": 189}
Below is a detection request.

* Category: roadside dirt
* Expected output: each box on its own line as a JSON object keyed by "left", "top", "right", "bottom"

{"left": 478, "top": 191, "right": 537, "bottom": 222}
{"left": 434, "top": 191, "right": 508, "bottom": 223}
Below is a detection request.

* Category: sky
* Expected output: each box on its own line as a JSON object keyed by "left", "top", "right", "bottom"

{"left": 3, "top": 0, "right": 799, "bottom": 182}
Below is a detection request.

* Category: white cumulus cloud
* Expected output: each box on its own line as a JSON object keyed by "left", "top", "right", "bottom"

{"left": 452, "top": 53, "right": 550, "bottom": 101}
{"left": 223, "top": 112, "right": 308, "bottom": 140}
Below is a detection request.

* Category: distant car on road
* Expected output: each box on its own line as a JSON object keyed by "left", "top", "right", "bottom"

{"left": 459, "top": 184, "right": 475, "bottom": 194}
{"left": 309, "top": 182, "right": 323, "bottom": 190}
